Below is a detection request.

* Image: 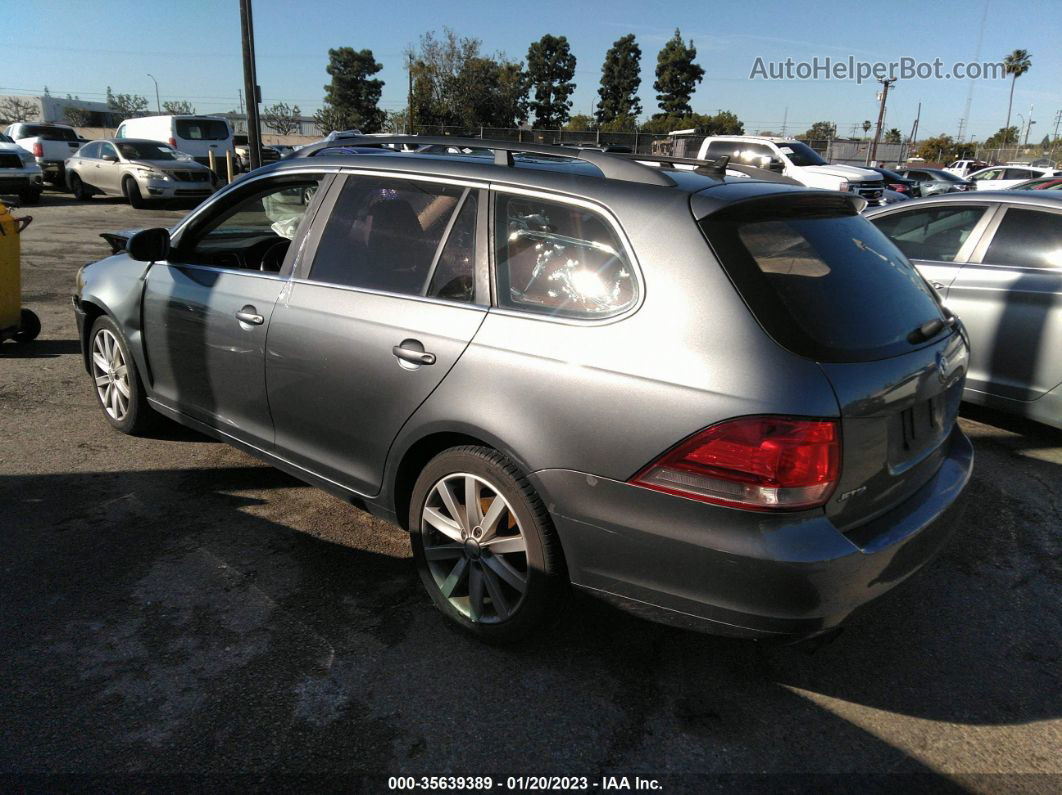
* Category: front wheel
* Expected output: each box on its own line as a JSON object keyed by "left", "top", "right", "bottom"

{"left": 88, "top": 316, "right": 155, "bottom": 434}
{"left": 123, "top": 177, "right": 146, "bottom": 209}
{"left": 409, "top": 446, "right": 567, "bottom": 643}
{"left": 14, "top": 308, "right": 40, "bottom": 342}
{"left": 69, "top": 173, "right": 91, "bottom": 200}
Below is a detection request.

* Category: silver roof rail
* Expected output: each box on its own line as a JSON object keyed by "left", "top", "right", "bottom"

{"left": 291, "top": 135, "right": 676, "bottom": 187}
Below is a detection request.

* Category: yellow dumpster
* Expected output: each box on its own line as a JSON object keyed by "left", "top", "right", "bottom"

{"left": 0, "top": 200, "right": 39, "bottom": 343}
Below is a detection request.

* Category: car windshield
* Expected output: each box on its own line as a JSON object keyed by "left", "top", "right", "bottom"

{"left": 21, "top": 125, "right": 79, "bottom": 142}
{"left": 175, "top": 119, "right": 229, "bottom": 140}
{"left": 700, "top": 202, "right": 945, "bottom": 362}
{"left": 116, "top": 141, "right": 179, "bottom": 161}
{"left": 0, "top": 133, "right": 11, "bottom": 143}
{"left": 930, "top": 170, "right": 967, "bottom": 183}
{"left": 781, "top": 141, "right": 828, "bottom": 167}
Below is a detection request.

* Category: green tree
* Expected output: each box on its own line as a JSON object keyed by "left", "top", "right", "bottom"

{"left": 563, "top": 113, "right": 595, "bottom": 131}
{"left": 596, "top": 34, "right": 641, "bottom": 126}
{"left": 913, "top": 133, "right": 971, "bottom": 161}
{"left": 600, "top": 113, "right": 638, "bottom": 133}
{"left": 885, "top": 128, "right": 902, "bottom": 144}
{"left": 640, "top": 110, "right": 742, "bottom": 135}
{"left": 162, "top": 100, "right": 196, "bottom": 114}
{"left": 861, "top": 120, "right": 872, "bottom": 140}
{"left": 802, "top": 121, "right": 837, "bottom": 140}
{"left": 653, "top": 29, "right": 704, "bottom": 117}
{"left": 319, "top": 47, "right": 386, "bottom": 133}
{"left": 984, "top": 126, "right": 1021, "bottom": 149}
{"left": 106, "top": 86, "right": 149, "bottom": 121}
{"left": 262, "top": 102, "right": 302, "bottom": 135}
{"left": 1002, "top": 49, "right": 1031, "bottom": 146}
{"left": 62, "top": 105, "right": 91, "bottom": 127}
{"left": 526, "top": 34, "right": 577, "bottom": 128}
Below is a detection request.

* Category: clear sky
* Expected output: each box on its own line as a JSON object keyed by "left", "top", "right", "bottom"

{"left": 8, "top": 0, "right": 1061, "bottom": 141}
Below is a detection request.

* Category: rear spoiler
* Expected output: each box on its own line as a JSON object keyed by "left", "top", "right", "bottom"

{"left": 100, "top": 228, "right": 144, "bottom": 254}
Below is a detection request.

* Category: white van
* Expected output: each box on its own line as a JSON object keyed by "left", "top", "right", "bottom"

{"left": 115, "top": 115, "right": 234, "bottom": 167}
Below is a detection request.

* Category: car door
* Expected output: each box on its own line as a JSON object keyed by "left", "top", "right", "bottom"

{"left": 972, "top": 168, "right": 1006, "bottom": 191}
{"left": 141, "top": 172, "right": 331, "bottom": 449}
{"left": 73, "top": 142, "right": 100, "bottom": 188}
{"left": 96, "top": 142, "right": 123, "bottom": 195}
{"left": 946, "top": 204, "right": 1062, "bottom": 401}
{"left": 266, "top": 172, "right": 488, "bottom": 496}
{"left": 868, "top": 202, "right": 997, "bottom": 299}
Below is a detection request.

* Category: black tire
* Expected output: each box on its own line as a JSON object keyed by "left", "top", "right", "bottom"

{"left": 14, "top": 308, "right": 40, "bottom": 342}
{"left": 69, "top": 173, "right": 91, "bottom": 201}
{"left": 123, "top": 177, "right": 146, "bottom": 209}
{"left": 17, "top": 189, "right": 41, "bottom": 206}
{"left": 87, "top": 315, "right": 155, "bottom": 434}
{"left": 409, "top": 446, "right": 567, "bottom": 643}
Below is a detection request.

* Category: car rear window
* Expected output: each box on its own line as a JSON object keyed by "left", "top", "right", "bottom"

{"left": 700, "top": 200, "right": 946, "bottom": 362}
{"left": 21, "top": 125, "right": 79, "bottom": 141}
{"left": 175, "top": 119, "right": 230, "bottom": 141}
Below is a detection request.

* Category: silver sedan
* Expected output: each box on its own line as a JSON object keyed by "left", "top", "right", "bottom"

{"left": 65, "top": 138, "right": 215, "bottom": 208}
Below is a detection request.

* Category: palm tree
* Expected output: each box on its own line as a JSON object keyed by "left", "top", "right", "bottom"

{"left": 1003, "top": 49, "right": 1032, "bottom": 146}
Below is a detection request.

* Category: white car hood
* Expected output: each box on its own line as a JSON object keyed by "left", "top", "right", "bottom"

{"left": 805, "top": 163, "right": 881, "bottom": 182}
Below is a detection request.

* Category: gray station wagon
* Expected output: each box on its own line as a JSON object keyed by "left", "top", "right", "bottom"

{"left": 73, "top": 137, "right": 973, "bottom": 643}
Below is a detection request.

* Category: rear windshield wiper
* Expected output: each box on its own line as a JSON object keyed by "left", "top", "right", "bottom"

{"left": 907, "top": 313, "right": 956, "bottom": 344}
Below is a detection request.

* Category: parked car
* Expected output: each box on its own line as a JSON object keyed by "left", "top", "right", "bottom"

{"left": 967, "top": 165, "right": 1062, "bottom": 190}
{"left": 232, "top": 134, "right": 280, "bottom": 172}
{"left": 1007, "top": 176, "right": 1062, "bottom": 191}
{"left": 3, "top": 122, "right": 82, "bottom": 185}
{"left": 73, "top": 136, "right": 972, "bottom": 642}
{"left": 944, "top": 159, "right": 989, "bottom": 178}
{"left": 866, "top": 191, "right": 1062, "bottom": 429}
{"left": 0, "top": 132, "right": 44, "bottom": 204}
{"left": 65, "top": 139, "right": 215, "bottom": 208}
{"left": 878, "top": 188, "right": 911, "bottom": 205}
{"left": 867, "top": 166, "right": 921, "bottom": 198}
{"left": 115, "top": 115, "right": 234, "bottom": 168}
{"left": 697, "top": 136, "right": 885, "bottom": 202}
{"left": 269, "top": 144, "right": 295, "bottom": 158}
{"left": 898, "top": 167, "right": 973, "bottom": 196}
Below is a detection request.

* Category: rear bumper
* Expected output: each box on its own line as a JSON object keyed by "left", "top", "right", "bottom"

{"left": 531, "top": 425, "right": 973, "bottom": 638}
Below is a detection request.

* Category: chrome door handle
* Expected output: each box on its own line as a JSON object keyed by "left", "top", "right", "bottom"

{"left": 235, "top": 309, "right": 264, "bottom": 325}
{"left": 930, "top": 281, "right": 944, "bottom": 290}
{"left": 392, "top": 345, "right": 436, "bottom": 366}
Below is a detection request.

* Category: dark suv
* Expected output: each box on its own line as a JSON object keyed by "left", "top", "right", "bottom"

{"left": 73, "top": 137, "right": 973, "bottom": 642}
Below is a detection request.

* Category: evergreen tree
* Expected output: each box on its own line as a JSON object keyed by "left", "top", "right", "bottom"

{"left": 319, "top": 47, "right": 386, "bottom": 133}
{"left": 653, "top": 30, "right": 704, "bottom": 117}
{"left": 596, "top": 34, "right": 641, "bottom": 126}
{"left": 526, "top": 34, "right": 577, "bottom": 128}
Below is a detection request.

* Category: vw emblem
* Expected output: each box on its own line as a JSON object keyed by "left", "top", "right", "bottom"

{"left": 936, "top": 352, "right": 949, "bottom": 383}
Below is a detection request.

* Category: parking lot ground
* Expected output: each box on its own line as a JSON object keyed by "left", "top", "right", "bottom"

{"left": 1, "top": 190, "right": 1061, "bottom": 789}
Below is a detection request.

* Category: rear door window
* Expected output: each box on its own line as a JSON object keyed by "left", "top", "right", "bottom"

{"left": 869, "top": 205, "right": 988, "bottom": 262}
{"left": 175, "top": 119, "right": 230, "bottom": 141}
{"left": 494, "top": 193, "right": 637, "bottom": 319}
{"left": 983, "top": 208, "right": 1062, "bottom": 269}
{"left": 701, "top": 202, "right": 946, "bottom": 362}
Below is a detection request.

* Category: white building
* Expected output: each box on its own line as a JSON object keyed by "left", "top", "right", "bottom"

{"left": 0, "top": 94, "right": 118, "bottom": 126}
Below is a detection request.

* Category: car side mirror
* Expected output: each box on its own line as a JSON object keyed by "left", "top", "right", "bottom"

{"left": 101, "top": 153, "right": 118, "bottom": 162}
{"left": 126, "top": 228, "right": 171, "bottom": 262}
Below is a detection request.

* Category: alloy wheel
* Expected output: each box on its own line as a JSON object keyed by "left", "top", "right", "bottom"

{"left": 421, "top": 473, "right": 529, "bottom": 623}
{"left": 91, "top": 329, "right": 130, "bottom": 422}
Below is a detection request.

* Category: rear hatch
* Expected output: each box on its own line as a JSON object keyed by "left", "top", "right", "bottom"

{"left": 698, "top": 190, "right": 968, "bottom": 529}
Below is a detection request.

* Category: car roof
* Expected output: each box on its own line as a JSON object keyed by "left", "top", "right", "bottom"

{"left": 864, "top": 190, "right": 1062, "bottom": 215}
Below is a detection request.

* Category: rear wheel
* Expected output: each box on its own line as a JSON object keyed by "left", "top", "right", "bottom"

{"left": 409, "top": 446, "right": 567, "bottom": 643}
{"left": 14, "top": 309, "right": 40, "bottom": 342}
{"left": 69, "top": 173, "right": 91, "bottom": 200}
{"left": 88, "top": 316, "right": 154, "bottom": 434}
{"left": 123, "top": 177, "right": 146, "bottom": 209}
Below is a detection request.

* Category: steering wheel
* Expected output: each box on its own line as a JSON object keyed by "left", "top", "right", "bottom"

{"left": 259, "top": 240, "right": 290, "bottom": 273}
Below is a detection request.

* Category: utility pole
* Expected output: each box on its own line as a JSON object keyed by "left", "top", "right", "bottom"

{"left": 781, "top": 106, "right": 788, "bottom": 137}
{"left": 868, "top": 78, "right": 895, "bottom": 166}
{"left": 407, "top": 52, "right": 414, "bottom": 135}
{"left": 1023, "top": 104, "right": 1035, "bottom": 147}
{"left": 239, "top": 0, "right": 263, "bottom": 171}
{"left": 147, "top": 74, "right": 160, "bottom": 114}
{"left": 1051, "top": 109, "right": 1061, "bottom": 161}
{"left": 905, "top": 102, "right": 921, "bottom": 163}
{"left": 237, "top": 88, "right": 244, "bottom": 116}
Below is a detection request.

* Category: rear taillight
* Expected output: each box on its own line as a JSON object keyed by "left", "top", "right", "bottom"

{"left": 889, "top": 183, "right": 909, "bottom": 193}
{"left": 168, "top": 137, "right": 177, "bottom": 148}
{"left": 630, "top": 416, "right": 841, "bottom": 511}
{"left": 32, "top": 142, "right": 43, "bottom": 158}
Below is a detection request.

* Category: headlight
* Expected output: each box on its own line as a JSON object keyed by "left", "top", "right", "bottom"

{"left": 837, "top": 180, "right": 850, "bottom": 192}
{"left": 18, "top": 150, "right": 34, "bottom": 165}
{"left": 136, "top": 168, "right": 171, "bottom": 181}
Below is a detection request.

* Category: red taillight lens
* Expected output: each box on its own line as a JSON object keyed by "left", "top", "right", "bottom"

{"left": 889, "top": 183, "right": 909, "bottom": 193}
{"left": 32, "top": 142, "right": 43, "bottom": 158}
{"left": 168, "top": 137, "right": 177, "bottom": 148}
{"left": 630, "top": 416, "right": 841, "bottom": 511}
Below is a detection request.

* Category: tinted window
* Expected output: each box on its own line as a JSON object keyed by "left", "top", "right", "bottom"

{"left": 776, "top": 141, "right": 827, "bottom": 167}
{"left": 99, "top": 143, "right": 118, "bottom": 160}
{"left": 495, "top": 194, "right": 637, "bottom": 318}
{"left": 427, "top": 193, "right": 477, "bottom": 302}
{"left": 984, "top": 209, "right": 1062, "bottom": 269}
{"left": 1004, "top": 169, "right": 1033, "bottom": 180}
{"left": 116, "top": 141, "right": 177, "bottom": 160}
{"left": 175, "top": 119, "right": 230, "bottom": 141}
{"left": 701, "top": 204, "right": 946, "bottom": 362}
{"left": 20, "top": 125, "right": 79, "bottom": 141}
{"left": 310, "top": 177, "right": 465, "bottom": 296}
{"left": 78, "top": 142, "right": 101, "bottom": 159}
{"left": 871, "top": 205, "right": 987, "bottom": 262}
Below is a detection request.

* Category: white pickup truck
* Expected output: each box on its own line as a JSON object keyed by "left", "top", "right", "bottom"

{"left": 3, "top": 122, "right": 84, "bottom": 185}
{"left": 697, "top": 136, "right": 885, "bottom": 203}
